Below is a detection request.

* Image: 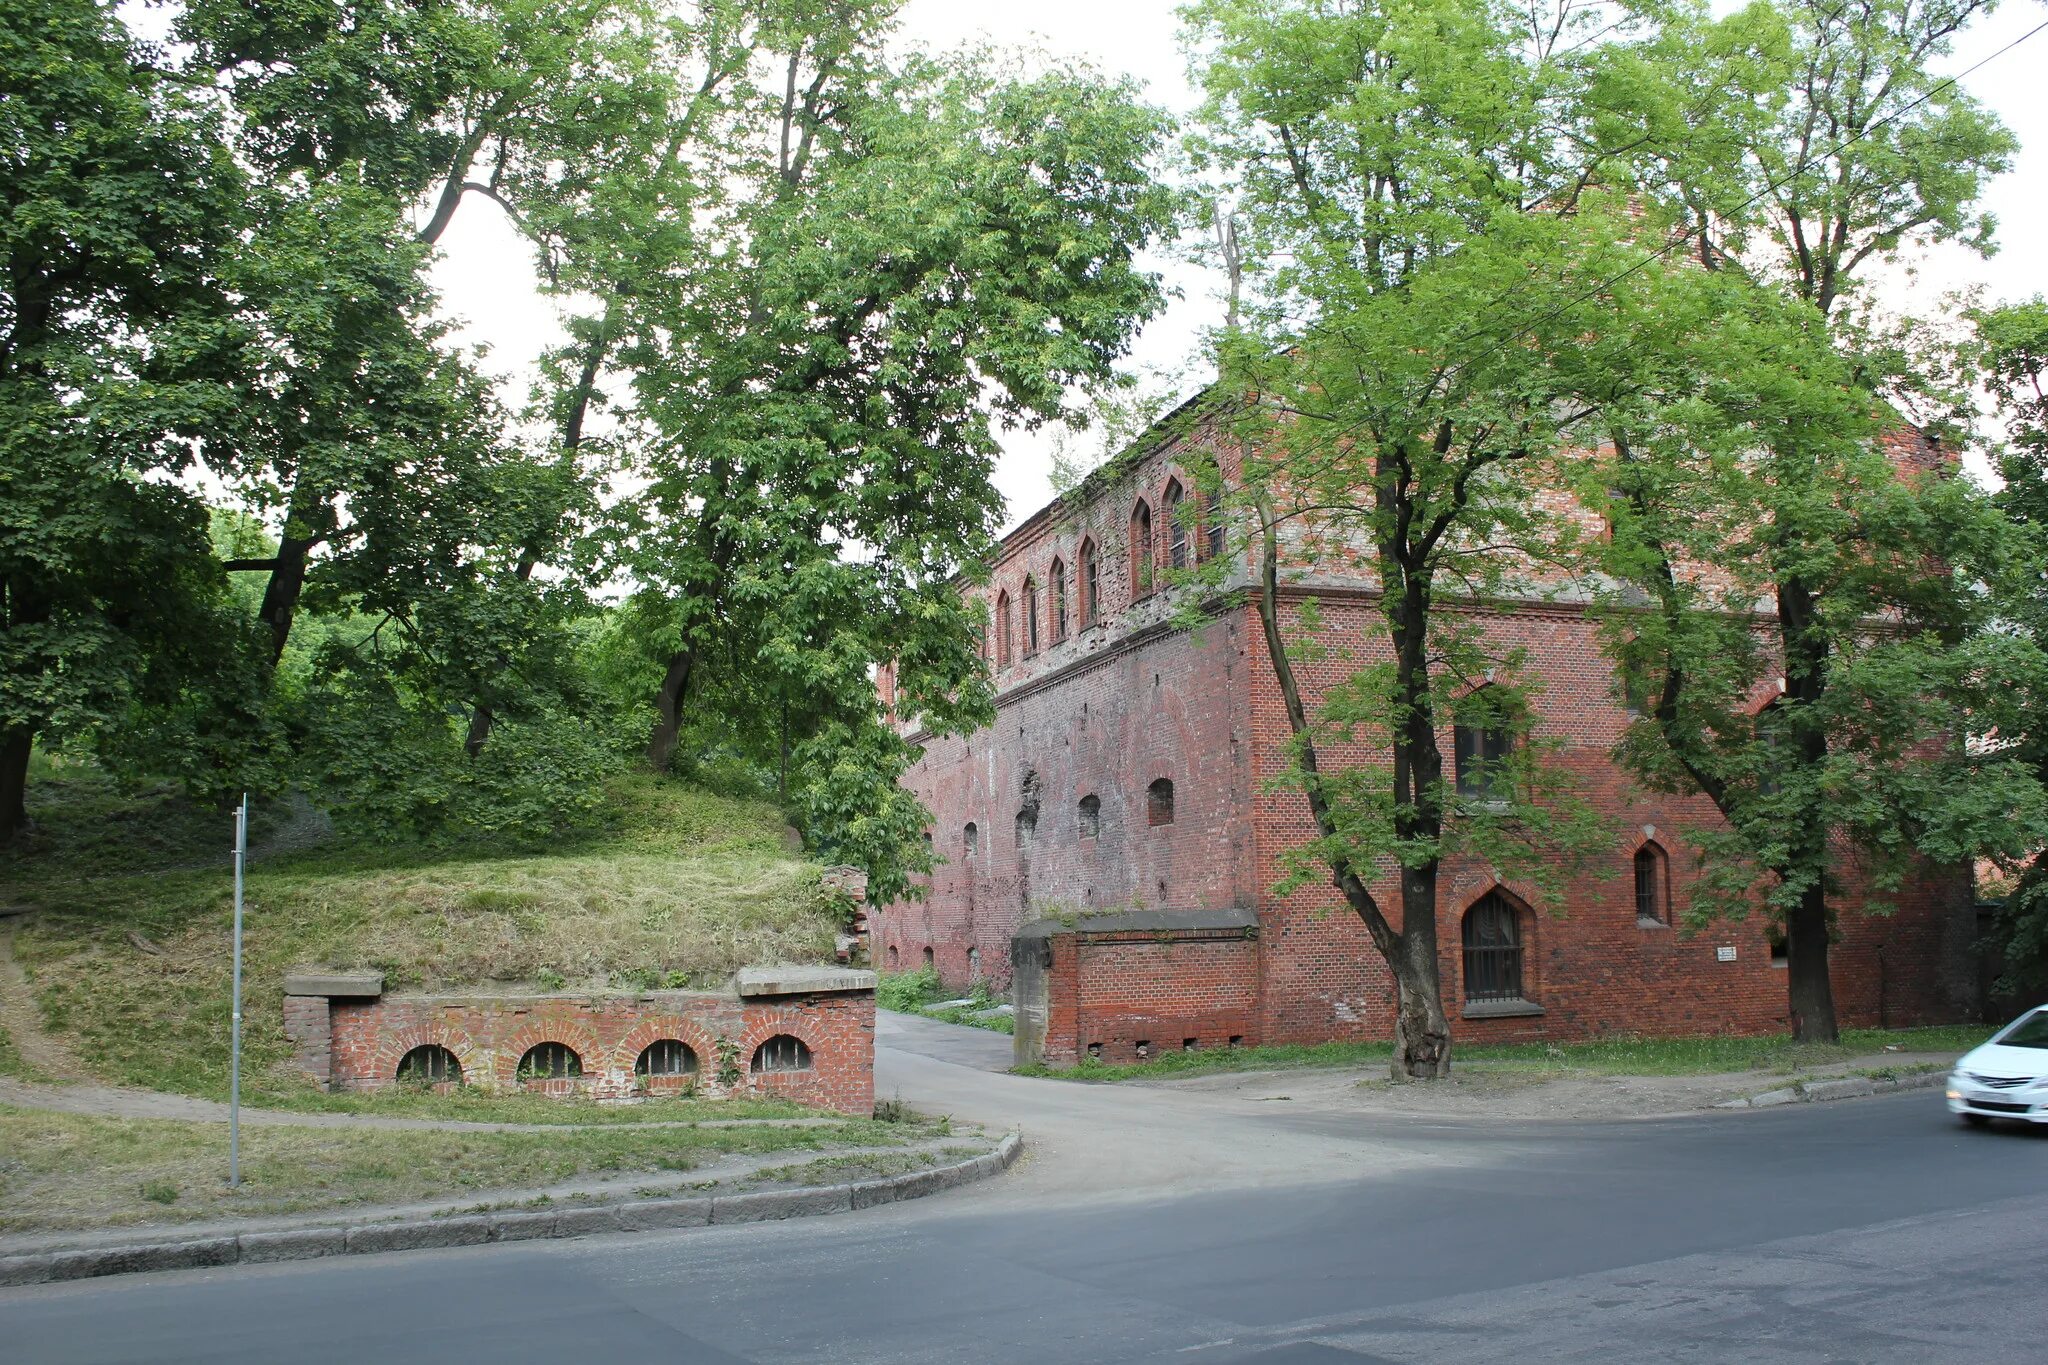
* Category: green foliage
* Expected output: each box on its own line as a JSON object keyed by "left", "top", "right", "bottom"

{"left": 713, "top": 1036, "right": 742, "bottom": 1090}
{"left": 1572, "top": 0, "right": 2048, "bottom": 1036}
{"left": 8, "top": 766, "right": 839, "bottom": 1099}
{"left": 876, "top": 966, "right": 946, "bottom": 1013}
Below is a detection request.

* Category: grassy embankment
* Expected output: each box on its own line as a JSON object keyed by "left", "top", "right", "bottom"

{"left": 876, "top": 966, "right": 1013, "bottom": 1034}
{"left": 0, "top": 1104, "right": 943, "bottom": 1234}
{"left": 2, "top": 759, "right": 848, "bottom": 1111}
{"left": 1013, "top": 1025, "right": 1994, "bottom": 1083}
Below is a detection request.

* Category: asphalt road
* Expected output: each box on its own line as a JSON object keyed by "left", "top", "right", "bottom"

{"left": 4, "top": 1023, "right": 2046, "bottom": 1363}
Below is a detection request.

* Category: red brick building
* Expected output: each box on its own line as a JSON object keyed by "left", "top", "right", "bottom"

{"left": 872, "top": 404, "right": 1981, "bottom": 1065}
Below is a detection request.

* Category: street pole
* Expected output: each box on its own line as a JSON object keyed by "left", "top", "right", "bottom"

{"left": 230, "top": 793, "right": 246, "bottom": 1189}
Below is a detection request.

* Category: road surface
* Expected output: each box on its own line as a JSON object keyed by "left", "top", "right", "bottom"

{"left": 3, "top": 1014, "right": 2044, "bottom": 1363}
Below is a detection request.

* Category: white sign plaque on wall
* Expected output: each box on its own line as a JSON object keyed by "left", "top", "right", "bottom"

{"left": 1716, "top": 946, "right": 1738, "bottom": 963}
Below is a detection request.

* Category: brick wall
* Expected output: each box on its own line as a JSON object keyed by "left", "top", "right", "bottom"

{"left": 879, "top": 418, "right": 1980, "bottom": 1065}
{"left": 318, "top": 989, "right": 875, "bottom": 1115}
{"left": 1012, "top": 910, "right": 1260, "bottom": 1066}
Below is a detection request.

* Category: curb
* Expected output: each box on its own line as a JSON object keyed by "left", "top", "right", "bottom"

{"left": 0, "top": 1132, "right": 1022, "bottom": 1290}
{"left": 1712, "top": 1069, "right": 1945, "bottom": 1111}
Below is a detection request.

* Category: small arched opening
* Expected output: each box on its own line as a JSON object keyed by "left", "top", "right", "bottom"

{"left": 518, "top": 1042, "right": 583, "bottom": 1082}
{"left": 635, "top": 1039, "right": 699, "bottom": 1077}
{"left": 1147, "top": 778, "right": 1175, "bottom": 827}
{"left": 396, "top": 1044, "right": 462, "bottom": 1086}
{"left": 1633, "top": 843, "right": 1669, "bottom": 924}
{"left": 1129, "top": 500, "right": 1154, "bottom": 596}
{"left": 752, "top": 1034, "right": 813, "bottom": 1073}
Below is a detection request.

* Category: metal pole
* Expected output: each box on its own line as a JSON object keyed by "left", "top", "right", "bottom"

{"left": 230, "top": 793, "right": 246, "bottom": 1189}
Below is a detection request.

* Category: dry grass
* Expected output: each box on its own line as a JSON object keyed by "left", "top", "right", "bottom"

{"left": 0, "top": 1104, "right": 920, "bottom": 1234}
{"left": 6, "top": 769, "right": 844, "bottom": 1100}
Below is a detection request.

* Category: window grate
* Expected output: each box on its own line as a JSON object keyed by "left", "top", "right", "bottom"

{"left": 518, "top": 1041, "right": 582, "bottom": 1080}
{"left": 397, "top": 1044, "right": 461, "bottom": 1084}
{"left": 636, "top": 1039, "right": 698, "bottom": 1077}
{"left": 1462, "top": 895, "right": 1524, "bottom": 1003}
{"left": 752, "top": 1034, "right": 813, "bottom": 1073}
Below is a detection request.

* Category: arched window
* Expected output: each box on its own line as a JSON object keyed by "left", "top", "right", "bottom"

{"left": 752, "top": 1034, "right": 813, "bottom": 1073}
{"left": 1016, "top": 806, "right": 1036, "bottom": 848}
{"left": 1023, "top": 576, "right": 1039, "bottom": 654}
{"left": 1453, "top": 689, "right": 1514, "bottom": 803}
{"left": 1633, "top": 844, "right": 1668, "bottom": 923}
{"left": 1462, "top": 895, "right": 1524, "bottom": 1002}
{"left": 635, "top": 1040, "right": 699, "bottom": 1076}
{"left": 1164, "top": 479, "right": 1188, "bottom": 570}
{"left": 1078, "top": 794, "right": 1101, "bottom": 837}
{"left": 1204, "top": 486, "right": 1226, "bottom": 561}
{"left": 1147, "top": 778, "right": 1175, "bottom": 827}
{"left": 888, "top": 944, "right": 900, "bottom": 967}
{"left": 994, "top": 591, "right": 1012, "bottom": 667}
{"left": 1079, "top": 539, "right": 1099, "bottom": 626}
{"left": 1129, "top": 500, "right": 1154, "bottom": 597}
{"left": 518, "top": 1042, "right": 582, "bottom": 1081}
{"left": 967, "top": 946, "right": 981, "bottom": 979}
{"left": 397, "top": 1044, "right": 462, "bottom": 1085}
{"left": 963, "top": 821, "right": 978, "bottom": 856}
{"left": 1049, "top": 559, "right": 1067, "bottom": 640}
{"left": 922, "top": 945, "right": 934, "bottom": 968}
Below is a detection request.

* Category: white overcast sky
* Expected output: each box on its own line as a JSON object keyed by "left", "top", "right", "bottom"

{"left": 429, "top": 0, "right": 2048, "bottom": 531}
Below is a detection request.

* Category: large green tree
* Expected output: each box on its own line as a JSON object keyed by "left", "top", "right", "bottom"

{"left": 1590, "top": 0, "right": 2033, "bottom": 1040}
{"left": 1975, "top": 297, "right": 2048, "bottom": 998}
{"left": 1185, "top": 0, "right": 1676, "bottom": 1078}
{"left": 0, "top": 0, "right": 250, "bottom": 836}
{"left": 540, "top": 7, "right": 1179, "bottom": 899}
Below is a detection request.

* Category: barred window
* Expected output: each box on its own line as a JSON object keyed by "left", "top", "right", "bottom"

{"left": 397, "top": 1044, "right": 461, "bottom": 1084}
{"left": 518, "top": 1042, "right": 582, "bottom": 1080}
{"left": 636, "top": 1040, "right": 698, "bottom": 1077}
{"left": 752, "top": 1034, "right": 813, "bottom": 1073}
{"left": 1462, "top": 895, "right": 1524, "bottom": 1003}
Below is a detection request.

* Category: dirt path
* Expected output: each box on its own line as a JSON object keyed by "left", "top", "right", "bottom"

{"left": 0, "top": 926, "right": 84, "bottom": 1081}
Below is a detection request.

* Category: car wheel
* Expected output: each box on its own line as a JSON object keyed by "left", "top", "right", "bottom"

{"left": 1960, "top": 1113, "right": 1992, "bottom": 1128}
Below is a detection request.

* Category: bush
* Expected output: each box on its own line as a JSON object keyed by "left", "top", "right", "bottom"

{"left": 876, "top": 965, "right": 945, "bottom": 1012}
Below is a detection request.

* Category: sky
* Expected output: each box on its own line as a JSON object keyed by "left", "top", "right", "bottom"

{"left": 429, "top": 0, "right": 2048, "bottom": 532}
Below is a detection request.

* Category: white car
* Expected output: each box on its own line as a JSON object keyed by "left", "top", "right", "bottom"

{"left": 1947, "top": 1004, "right": 2048, "bottom": 1127}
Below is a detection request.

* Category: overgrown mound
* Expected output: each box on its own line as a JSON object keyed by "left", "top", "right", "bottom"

{"left": 6, "top": 764, "right": 844, "bottom": 1099}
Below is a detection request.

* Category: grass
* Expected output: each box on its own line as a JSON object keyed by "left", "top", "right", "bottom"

{"left": 1014, "top": 1024, "right": 1998, "bottom": 1083}
{"left": 0, "top": 1103, "right": 933, "bottom": 1234}
{"left": 876, "top": 966, "right": 1014, "bottom": 1034}
{"left": 246, "top": 1089, "right": 822, "bottom": 1125}
{"left": 3, "top": 763, "right": 846, "bottom": 1101}
{"left": 0, "top": 1022, "right": 43, "bottom": 1081}
{"left": 750, "top": 1149, "right": 946, "bottom": 1186}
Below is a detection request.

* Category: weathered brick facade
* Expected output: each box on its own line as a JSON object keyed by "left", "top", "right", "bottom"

{"left": 284, "top": 974, "right": 876, "bottom": 1115}
{"left": 876, "top": 411, "right": 1981, "bottom": 1064}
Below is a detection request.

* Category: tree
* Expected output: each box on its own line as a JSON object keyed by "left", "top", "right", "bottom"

{"left": 1185, "top": 0, "right": 1659, "bottom": 1078}
{"left": 1590, "top": 0, "right": 2027, "bottom": 1040}
{"left": 541, "top": 8, "right": 1177, "bottom": 894}
{"left": 1974, "top": 298, "right": 2048, "bottom": 998}
{"left": 0, "top": 0, "right": 249, "bottom": 836}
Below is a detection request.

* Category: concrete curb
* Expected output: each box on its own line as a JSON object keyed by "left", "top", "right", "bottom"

{"left": 1712, "top": 1068, "right": 1945, "bottom": 1111}
{"left": 0, "top": 1132, "right": 1022, "bottom": 1290}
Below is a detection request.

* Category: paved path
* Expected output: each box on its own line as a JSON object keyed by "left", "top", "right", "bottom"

{"left": 7, "top": 1013, "right": 2045, "bottom": 1363}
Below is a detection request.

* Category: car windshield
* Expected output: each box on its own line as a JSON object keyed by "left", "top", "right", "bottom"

{"left": 1991, "top": 1009, "right": 2048, "bottom": 1049}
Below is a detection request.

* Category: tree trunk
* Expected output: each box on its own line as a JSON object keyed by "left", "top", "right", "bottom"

{"left": 1, "top": 725, "right": 31, "bottom": 840}
{"left": 644, "top": 648, "right": 696, "bottom": 773}
{"left": 1785, "top": 880, "right": 1838, "bottom": 1041}
{"left": 1777, "top": 574, "right": 1840, "bottom": 1042}
{"left": 256, "top": 526, "right": 317, "bottom": 666}
{"left": 1392, "top": 865, "right": 1451, "bottom": 1079}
